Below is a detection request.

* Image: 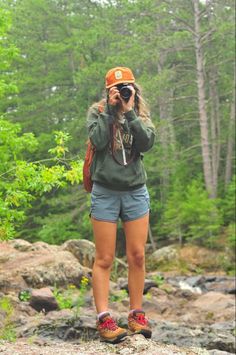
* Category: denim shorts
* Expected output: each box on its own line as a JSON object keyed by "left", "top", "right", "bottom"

{"left": 90, "top": 183, "right": 150, "bottom": 223}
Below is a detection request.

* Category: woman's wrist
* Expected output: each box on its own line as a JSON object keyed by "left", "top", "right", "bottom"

{"left": 123, "top": 107, "right": 133, "bottom": 113}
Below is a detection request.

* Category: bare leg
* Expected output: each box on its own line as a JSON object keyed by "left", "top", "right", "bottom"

{"left": 123, "top": 214, "right": 149, "bottom": 310}
{"left": 91, "top": 218, "right": 117, "bottom": 313}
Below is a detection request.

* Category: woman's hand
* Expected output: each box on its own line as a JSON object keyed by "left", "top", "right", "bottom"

{"left": 108, "top": 85, "right": 135, "bottom": 112}
{"left": 108, "top": 86, "right": 120, "bottom": 106}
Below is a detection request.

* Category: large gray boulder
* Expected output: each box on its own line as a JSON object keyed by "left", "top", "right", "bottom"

{"left": 61, "top": 239, "right": 128, "bottom": 276}
{"left": 61, "top": 239, "right": 95, "bottom": 269}
{"left": 0, "top": 240, "right": 91, "bottom": 292}
{"left": 151, "top": 245, "right": 179, "bottom": 264}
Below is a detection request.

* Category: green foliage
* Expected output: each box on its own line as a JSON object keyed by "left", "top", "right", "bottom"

{"left": 0, "top": 8, "right": 18, "bottom": 99}
{"left": 0, "top": 121, "right": 83, "bottom": 240}
{"left": 0, "top": 296, "right": 17, "bottom": 342}
{"left": 0, "top": 0, "right": 234, "bottom": 250}
{"left": 147, "top": 253, "right": 190, "bottom": 275}
{"left": 220, "top": 176, "right": 236, "bottom": 225}
{"left": 217, "top": 251, "right": 235, "bottom": 276}
{"left": 226, "top": 223, "right": 236, "bottom": 250}
{"left": 18, "top": 290, "right": 31, "bottom": 302}
{"left": 37, "top": 212, "right": 80, "bottom": 244}
{"left": 150, "top": 274, "right": 164, "bottom": 287}
{"left": 53, "top": 285, "right": 74, "bottom": 310}
{"left": 53, "top": 276, "right": 89, "bottom": 318}
{"left": 162, "top": 179, "right": 222, "bottom": 246}
{"left": 109, "top": 289, "right": 128, "bottom": 303}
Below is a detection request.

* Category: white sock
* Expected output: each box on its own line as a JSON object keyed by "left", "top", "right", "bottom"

{"left": 97, "top": 311, "right": 109, "bottom": 320}
{"left": 129, "top": 308, "right": 143, "bottom": 314}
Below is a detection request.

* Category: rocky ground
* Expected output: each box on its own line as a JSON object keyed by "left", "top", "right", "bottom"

{"left": 0, "top": 335, "right": 219, "bottom": 355}
{"left": 0, "top": 239, "right": 235, "bottom": 355}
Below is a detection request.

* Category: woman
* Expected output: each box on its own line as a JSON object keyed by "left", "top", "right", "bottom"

{"left": 87, "top": 67, "right": 155, "bottom": 343}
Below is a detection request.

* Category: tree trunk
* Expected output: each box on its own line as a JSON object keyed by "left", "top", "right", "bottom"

{"left": 193, "top": 0, "right": 214, "bottom": 197}
{"left": 148, "top": 224, "right": 156, "bottom": 252}
{"left": 225, "top": 74, "right": 235, "bottom": 188}
{"left": 206, "top": 0, "right": 221, "bottom": 198}
{"left": 157, "top": 58, "right": 176, "bottom": 204}
{"left": 209, "top": 69, "right": 220, "bottom": 197}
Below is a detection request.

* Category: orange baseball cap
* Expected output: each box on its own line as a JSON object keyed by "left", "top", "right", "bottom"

{"left": 105, "top": 67, "right": 135, "bottom": 88}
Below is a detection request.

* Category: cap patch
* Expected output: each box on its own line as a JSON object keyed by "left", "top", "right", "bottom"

{"left": 115, "top": 70, "right": 122, "bottom": 80}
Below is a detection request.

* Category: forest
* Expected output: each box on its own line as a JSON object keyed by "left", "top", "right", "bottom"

{"left": 0, "top": 0, "right": 235, "bottom": 268}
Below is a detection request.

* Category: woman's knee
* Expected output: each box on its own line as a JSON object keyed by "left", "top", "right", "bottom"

{"left": 127, "top": 251, "right": 145, "bottom": 268}
{"left": 94, "top": 254, "right": 114, "bottom": 269}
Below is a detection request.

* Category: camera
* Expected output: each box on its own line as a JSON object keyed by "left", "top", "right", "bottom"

{"left": 117, "top": 84, "right": 132, "bottom": 102}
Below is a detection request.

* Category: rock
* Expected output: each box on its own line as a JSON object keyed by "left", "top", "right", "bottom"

{"left": 210, "top": 321, "right": 236, "bottom": 332}
{"left": 192, "top": 292, "right": 234, "bottom": 313}
{"left": 117, "top": 278, "right": 158, "bottom": 294}
{"left": 61, "top": 239, "right": 95, "bottom": 269}
{"left": 190, "top": 292, "right": 235, "bottom": 324}
{"left": 142, "top": 299, "right": 163, "bottom": 313}
{"left": 166, "top": 275, "right": 236, "bottom": 295}
{"left": 16, "top": 301, "right": 38, "bottom": 317}
{"left": 19, "top": 250, "right": 91, "bottom": 289}
{"left": 158, "top": 282, "right": 177, "bottom": 294}
{"left": 151, "top": 321, "right": 235, "bottom": 353}
{"left": 0, "top": 337, "right": 212, "bottom": 355}
{"left": 18, "top": 309, "right": 97, "bottom": 341}
{"left": 61, "top": 239, "right": 128, "bottom": 277}
{"left": 208, "top": 351, "right": 232, "bottom": 355}
{"left": 151, "top": 245, "right": 179, "bottom": 264}
{"left": 166, "top": 275, "right": 186, "bottom": 288}
{"left": 114, "top": 334, "right": 186, "bottom": 355}
{"left": 4, "top": 294, "right": 235, "bottom": 354}
{"left": 185, "top": 275, "right": 206, "bottom": 287}
{"left": 0, "top": 241, "right": 91, "bottom": 293}
{"left": 8, "top": 239, "right": 32, "bottom": 252}
{"left": 29, "top": 287, "right": 59, "bottom": 313}
{"left": 143, "top": 290, "right": 174, "bottom": 314}
{"left": 30, "top": 241, "right": 59, "bottom": 252}
{"left": 148, "top": 287, "right": 169, "bottom": 297}
{"left": 1, "top": 239, "right": 235, "bottom": 354}
{"left": 178, "top": 245, "right": 227, "bottom": 273}
{"left": 174, "top": 288, "right": 200, "bottom": 299}
{"left": 204, "top": 278, "right": 236, "bottom": 294}
{"left": 207, "top": 337, "right": 236, "bottom": 353}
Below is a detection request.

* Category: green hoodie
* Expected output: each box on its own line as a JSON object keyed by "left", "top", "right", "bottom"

{"left": 87, "top": 103, "right": 155, "bottom": 191}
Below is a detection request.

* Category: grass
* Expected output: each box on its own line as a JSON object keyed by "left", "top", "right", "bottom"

{"left": 53, "top": 276, "right": 89, "bottom": 319}
{"left": 109, "top": 289, "right": 128, "bottom": 303}
{"left": 0, "top": 296, "right": 17, "bottom": 342}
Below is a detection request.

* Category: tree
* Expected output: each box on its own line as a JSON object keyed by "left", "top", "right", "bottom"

{"left": 0, "top": 0, "right": 234, "bottom": 246}
{"left": 0, "top": 8, "right": 83, "bottom": 240}
{"left": 162, "top": 178, "right": 222, "bottom": 246}
{"left": 0, "top": 123, "right": 83, "bottom": 240}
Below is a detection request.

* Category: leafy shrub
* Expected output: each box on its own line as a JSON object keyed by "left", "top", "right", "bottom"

{"left": 161, "top": 179, "right": 222, "bottom": 247}
{"left": 0, "top": 297, "right": 16, "bottom": 342}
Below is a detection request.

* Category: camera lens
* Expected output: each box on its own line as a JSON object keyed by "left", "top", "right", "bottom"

{"left": 118, "top": 84, "right": 132, "bottom": 101}
{"left": 120, "top": 87, "right": 131, "bottom": 99}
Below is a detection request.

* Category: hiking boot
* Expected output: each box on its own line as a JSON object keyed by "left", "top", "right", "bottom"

{"left": 128, "top": 309, "right": 152, "bottom": 338}
{"left": 96, "top": 312, "right": 127, "bottom": 344}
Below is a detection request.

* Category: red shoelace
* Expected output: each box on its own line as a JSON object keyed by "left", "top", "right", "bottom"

{"left": 135, "top": 313, "right": 148, "bottom": 326}
{"left": 100, "top": 317, "right": 118, "bottom": 331}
